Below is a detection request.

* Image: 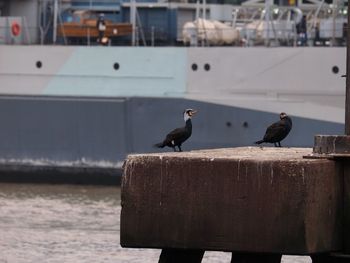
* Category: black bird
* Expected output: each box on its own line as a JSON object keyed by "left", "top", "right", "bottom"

{"left": 154, "top": 109, "right": 197, "bottom": 152}
{"left": 255, "top": 112, "right": 292, "bottom": 147}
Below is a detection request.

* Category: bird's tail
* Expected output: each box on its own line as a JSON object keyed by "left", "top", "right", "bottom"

{"left": 154, "top": 142, "right": 165, "bottom": 148}
{"left": 255, "top": 140, "right": 264, "bottom": 144}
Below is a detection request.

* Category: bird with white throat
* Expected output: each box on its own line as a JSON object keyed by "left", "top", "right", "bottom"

{"left": 154, "top": 109, "right": 197, "bottom": 152}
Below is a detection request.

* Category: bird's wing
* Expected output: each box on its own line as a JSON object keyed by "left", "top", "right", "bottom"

{"left": 165, "top": 127, "right": 186, "bottom": 142}
{"left": 263, "top": 121, "right": 286, "bottom": 140}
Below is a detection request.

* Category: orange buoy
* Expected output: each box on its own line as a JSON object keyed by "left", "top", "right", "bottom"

{"left": 11, "top": 22, "right": 21, "bottom": 36}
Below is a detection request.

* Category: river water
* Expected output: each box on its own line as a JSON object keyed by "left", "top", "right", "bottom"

{"left": 0, "top": 183, "right": 311, "bottom": 263}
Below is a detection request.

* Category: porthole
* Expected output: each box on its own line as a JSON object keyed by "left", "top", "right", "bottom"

{"left": 191, "top": 63, "right": 198, "bottom": 71}
{"left": 36, "top": 61, "right": 42, "bottom": 68}
{"left": 332, "top": 66, "right": 339, "bottom": 74}
{"left": 113, "top": 63, "right": 120, "bottom": 70}
{"left": 204, "top": 63, "right": 210, "bottom": 71}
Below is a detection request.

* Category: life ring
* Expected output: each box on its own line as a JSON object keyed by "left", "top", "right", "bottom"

{"left": 11, "top": 22, "right": 21, "bottom": 37}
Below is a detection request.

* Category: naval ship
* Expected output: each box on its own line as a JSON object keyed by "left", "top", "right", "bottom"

{"left": 0, "top": 0, "right": 346, "bottom": 181}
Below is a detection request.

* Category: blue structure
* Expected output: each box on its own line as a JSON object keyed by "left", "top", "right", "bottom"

{"left": 70, "top": 0, "right": 121, "bottom": 10}
{"left": 122, "top": 6, "right": 178, "bottom": 44}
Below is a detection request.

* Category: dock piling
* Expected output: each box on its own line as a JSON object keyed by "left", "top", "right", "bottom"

{"left": 121, "top": 148, "right": 343, "bottom": 262}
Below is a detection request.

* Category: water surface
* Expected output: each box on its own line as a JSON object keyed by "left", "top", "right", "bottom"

{"left": 0, "top": 183, "right": 311, "bottom": 263}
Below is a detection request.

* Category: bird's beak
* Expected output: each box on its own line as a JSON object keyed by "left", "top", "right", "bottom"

{"left": 191, "top": 110, "right": 198, "bottom": 116}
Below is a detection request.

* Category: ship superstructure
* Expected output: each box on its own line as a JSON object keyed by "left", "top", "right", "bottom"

{"left": 0, "top": 0, "right": 347, "bottom": 46}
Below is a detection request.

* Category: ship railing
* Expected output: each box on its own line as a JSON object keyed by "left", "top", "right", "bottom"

{"left": 0, "top": 24, "right": 347, "bottom": 47}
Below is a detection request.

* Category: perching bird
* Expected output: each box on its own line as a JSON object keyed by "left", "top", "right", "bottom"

{"left": 154, "top": 109, "right": 197, "bottom": 152}
{"left": 255, "top": 112, "right": 292, "bottom": 147}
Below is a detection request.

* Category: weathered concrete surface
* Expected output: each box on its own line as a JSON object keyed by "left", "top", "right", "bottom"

{"left": 345, "top": 163, "right": 350, "bottom": 253}
{"left": 313, "top": 135, "right": 350, "bottom": 256}
{"left": 120, "top": 147, "right": 342, "bottom": 254}
{"left": 314, "top": 135, "right": 350, "bottom": 155}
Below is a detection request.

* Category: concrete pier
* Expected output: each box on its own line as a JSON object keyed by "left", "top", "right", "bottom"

{"left": 120, "top": 147, "right": 342, "bottom": 255}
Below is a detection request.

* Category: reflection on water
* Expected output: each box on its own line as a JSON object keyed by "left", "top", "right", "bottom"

{"left": 0, "top": 183, "right": 311, "bottom": 263}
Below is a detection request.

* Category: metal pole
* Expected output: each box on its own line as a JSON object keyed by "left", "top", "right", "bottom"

{"left": 87, "top": 28, "right": 90, "bottom": 46}
{"left": 203, "top": 0, "right": 206, "bottom": 20}
{"left": 332, "top": 0, "right": 337, "bottom": 46}
{"left": 53, "top": 0, "right": 58, "bottom": 44}
{"left": 346, "top": 0, "right": 350, "bottom": 134}
{"left": 151, "top": 26, "right": 154, "bottom": 46}
{"left": 195, "top": 0, "right": 199, "bottom": 47}
{"left": 130, "top": 0, "right": 136, "bottom": 46}
{"left": 264, "top": 0, "right": 272, "bottom": 46}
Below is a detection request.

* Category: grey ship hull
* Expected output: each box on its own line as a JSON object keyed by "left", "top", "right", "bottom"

{"left": 0, "top": 46, "right": 345, "bottom": 183}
